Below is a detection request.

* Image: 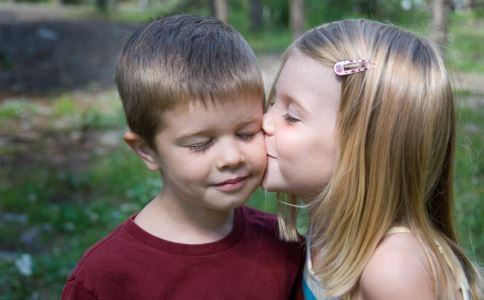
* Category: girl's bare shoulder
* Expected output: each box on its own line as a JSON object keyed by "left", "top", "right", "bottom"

{"left": 357, "top": 232, "right": 433, "bottom": 300}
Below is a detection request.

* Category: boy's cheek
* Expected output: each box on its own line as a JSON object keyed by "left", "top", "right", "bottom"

{"left": 251, "top": 135, "right": 268, "bottom": 171}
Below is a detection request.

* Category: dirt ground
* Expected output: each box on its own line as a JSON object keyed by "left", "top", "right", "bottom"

{"left": 0, "top": 5, "right": 139, "bottom": 96}
{"left": 0, "top": 4, "right": 483, "bottom": 172}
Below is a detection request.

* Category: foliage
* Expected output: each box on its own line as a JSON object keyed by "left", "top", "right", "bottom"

{"left": 245, "top": 30, "right": 292, "bottom": 53}
{"left": 0, "top": 99, "right": 36, "bottom": 120}
{"left": 107, "top": 0, "right": 180, "bottom": 22}
{"left": 103, "top": 0, "right": 432, "bottom": 32}
{"left": 447, "top": 12, "right": 484, "bottom": 73}
{"left": 454, "top": 93, "right": 484, "bottom": 262}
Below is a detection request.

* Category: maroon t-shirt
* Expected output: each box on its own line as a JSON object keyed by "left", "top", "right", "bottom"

{"left": 61, "top": 206, "right": 305, "bottom": 299}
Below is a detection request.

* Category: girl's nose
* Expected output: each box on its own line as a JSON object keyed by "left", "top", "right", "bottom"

{"left": 262, "top": 113, "right": 275, "bottom": 136}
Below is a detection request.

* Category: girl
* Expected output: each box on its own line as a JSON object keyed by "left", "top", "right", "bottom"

{"left": 262, "top": 19, "right": 482, "bottom": 299}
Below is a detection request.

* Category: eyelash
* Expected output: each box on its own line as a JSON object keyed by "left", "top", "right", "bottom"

{"left": 188, "top": 141, "right": 213, "bottom": 153}
{"left": 283, "top": 113, "right": 300, "bottom": 123}
{"left": 269, "top": 98, "right": 300, "bottom": 123}
{"left": 237, "top": 132, "right": 259, "bottom": 141}
{"left": 187, "top": 132, "right": 258, "bottom": 153}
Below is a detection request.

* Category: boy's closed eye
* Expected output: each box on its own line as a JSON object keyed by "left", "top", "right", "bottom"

{"left": 187, "top": 139, "right": 213, "bottom": 152}
{"left": 237, "top": 130, "right": 261, "bottom": 141}
{"left": 185, "top": 129, "right": 261, "bottom": 153}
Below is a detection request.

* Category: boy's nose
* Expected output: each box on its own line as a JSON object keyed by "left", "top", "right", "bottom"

{"left": 262, "top": 113, "right": 275, "bottom": 136}
{"left": 216, "top": 140, "right": 245, "bottom": 170}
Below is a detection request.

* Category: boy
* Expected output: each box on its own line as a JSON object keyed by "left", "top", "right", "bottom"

{"left": 61, "top": 15, "right": 304, "bottom": 299}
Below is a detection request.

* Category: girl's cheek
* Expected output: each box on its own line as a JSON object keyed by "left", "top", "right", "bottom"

{"left": 276, "top": 125, "right": 301, "bottom": 159}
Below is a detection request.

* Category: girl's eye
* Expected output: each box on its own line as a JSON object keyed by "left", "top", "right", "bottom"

{"left": 283, "top": 113, "right": 300, "bottom": 123}
{"left": 237, "top": 131, "right": 258, "bottom": 141}
{"left": 188, "top": 140, "right": 213, "bottom": 152}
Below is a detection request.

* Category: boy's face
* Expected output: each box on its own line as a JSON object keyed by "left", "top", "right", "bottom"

{"left": 140, "top": 96, "right": 267, "bottom": 212}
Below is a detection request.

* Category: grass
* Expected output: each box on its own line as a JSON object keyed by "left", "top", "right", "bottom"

{"left": 0, "top": 99, "right": 36, "bottom": 120}
{"left": 0, "top": 148, "right": 151, "bottom": 298}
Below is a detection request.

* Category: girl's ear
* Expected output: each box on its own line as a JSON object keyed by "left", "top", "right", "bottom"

{"left": 123, "top": 132, "right": 160, "bottom": 171}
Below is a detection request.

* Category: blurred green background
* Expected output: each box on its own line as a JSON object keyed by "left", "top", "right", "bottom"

{"left": 0, "top": 0, "right": 482, "bottom": 298}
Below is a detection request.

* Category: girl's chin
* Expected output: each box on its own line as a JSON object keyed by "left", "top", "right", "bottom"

{"left": 261, "top": 165, "right": 286, "bottom": 192}
{"left": 260, "top": 173, "right": 286, "bottom": 192}
{"left": 260, "top": 176, "right": 273, "bottom": 191}
{"left": 261, "top": 177, "right": 324, "bottom": 203}
{"left": 260, "top": 177, "right": 287, "bottom": 193}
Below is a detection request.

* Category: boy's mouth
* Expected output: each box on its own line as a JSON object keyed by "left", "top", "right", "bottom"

{"left": 213, "top": 176, "right": 249, "bottom": 192}
{"left": 215, "top": 176, "right": 248, "bottom": 186}
{"left": 267, "top": 153, "right": 277, "bottom": 159}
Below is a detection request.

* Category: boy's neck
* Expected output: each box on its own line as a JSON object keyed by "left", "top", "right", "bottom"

{"left": 134, "top": 191, "right": 235, "bottom": 244}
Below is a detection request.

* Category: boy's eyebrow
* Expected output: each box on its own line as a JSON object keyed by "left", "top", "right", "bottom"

{"left": 178, "top": 117, "right": 261, "bottom": 139}
{"left": 177, "top": 129, "right": 212, "bottom": 139}
{"left": 237, "top": 117, "right": 262, "bottom": 127}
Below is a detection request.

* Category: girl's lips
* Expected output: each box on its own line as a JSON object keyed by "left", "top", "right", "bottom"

{"left": 267, "top": 153, "right": 277, "bottom": 159}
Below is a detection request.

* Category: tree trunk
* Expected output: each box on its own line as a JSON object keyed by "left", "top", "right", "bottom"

{"left": 250, "top": 0, "right": 263, "bottom": 32}
{"left": 96, "top": 0, "right": 117, "bottom": 14}
{"left": 290, "top": 0, "right": 304, "bottom": 39}
{"left": 431, "top": 0, "right": 450, "bottom": 57}
{"left": 354, "top": 0, "right": 373, "bottom": 17}
{"left": 138, "top": 0, "right": 150, "bottom": 11}
{"left": 211, "top": 0, "right": 229, "bottom": 23}
{"left": 96, "top": 0, "right": 108, "bottom": 12}
{"left": 463, "top": 0, "right": 474, "bottom": 10}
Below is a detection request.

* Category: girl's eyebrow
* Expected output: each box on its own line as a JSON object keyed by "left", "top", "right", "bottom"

{"left": 281, "top": 92, "right": 308, "bottom": 116}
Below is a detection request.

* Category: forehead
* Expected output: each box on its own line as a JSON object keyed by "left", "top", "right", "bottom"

{"left": 275, "top": 50, "right": 341, "bottom": 111}
{"left": 277, "top": 50, "right": 337, "bottom": 93}
{"left": 161, "top": 96, "right": 263, "bottom": 134}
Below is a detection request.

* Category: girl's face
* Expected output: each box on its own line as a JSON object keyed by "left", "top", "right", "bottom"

{"left": 262, "top": 50, "right": 341, "bottom": 201}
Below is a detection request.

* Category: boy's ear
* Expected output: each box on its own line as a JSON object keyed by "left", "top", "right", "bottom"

{"left": 124, "top": 132, "right": 160, "bottom": 171}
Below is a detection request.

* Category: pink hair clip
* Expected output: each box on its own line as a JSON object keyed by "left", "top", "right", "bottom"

{"left": 334, "top": 59, "right": 375, "bottom": 76}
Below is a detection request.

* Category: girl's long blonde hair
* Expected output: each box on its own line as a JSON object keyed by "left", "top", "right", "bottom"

{"left": 274, "top": 19, "right": 482, "bottom": 299}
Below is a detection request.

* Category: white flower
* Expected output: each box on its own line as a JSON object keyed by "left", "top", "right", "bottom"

{"left": 401, "top": 0, "right": 412, "bottom": 10}
{"left": 15, "top": 253, "right": 33, "bottom": 276}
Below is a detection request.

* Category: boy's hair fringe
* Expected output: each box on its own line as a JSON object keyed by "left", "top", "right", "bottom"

{"left": 115, "top": 15, "right": 263, "bottom": 149}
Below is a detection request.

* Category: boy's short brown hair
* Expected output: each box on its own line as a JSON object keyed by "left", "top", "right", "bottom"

{"left": 115, "top": 15, "right": 263, "bottom": 149}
